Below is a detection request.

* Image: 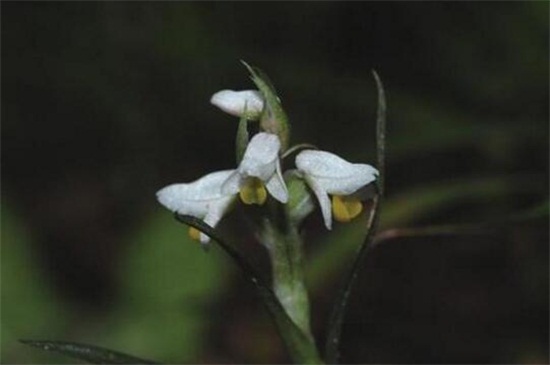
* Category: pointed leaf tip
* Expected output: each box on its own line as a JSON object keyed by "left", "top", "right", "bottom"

{"left": 239, "top": 62, "right": 290, "bottom": 150}
{"left": 324, "top": 72, "right": 386, "bottom": 364}
{"left": 372, "top": 69, "right": 386, "bottom": 197}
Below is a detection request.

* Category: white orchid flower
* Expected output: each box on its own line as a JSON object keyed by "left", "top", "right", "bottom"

{"left": 156, "top": 170, "right": 236, "bottom": 244}
{"left": 222, "top": 132, "right": 288, "bottom": 205}
{"left": 210, "top": 89, "right": 264, "bottom": 119}
{"left": 295, "top": 150, "right": 378, "bottom": 229}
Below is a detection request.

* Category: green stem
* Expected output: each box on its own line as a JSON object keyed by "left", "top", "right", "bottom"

{"left": 260, "top": 218, "right": 314, "bottom": 341}
{"left": 175, "top": 213, "right": 323, "bottom": 364}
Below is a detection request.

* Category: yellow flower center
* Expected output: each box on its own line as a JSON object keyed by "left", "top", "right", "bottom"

{"left": 239, "top": 177, "right": 267, "bottom": 205}
{"left": 332, "top": 195, "right": 363, "bottom": 222}
{"left": 188, "top": 227, "right": 202, "bottom": 242}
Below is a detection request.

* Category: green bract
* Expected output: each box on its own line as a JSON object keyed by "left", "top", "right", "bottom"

{"left": 242, "top": 61, "right": 291, "bottom": 151}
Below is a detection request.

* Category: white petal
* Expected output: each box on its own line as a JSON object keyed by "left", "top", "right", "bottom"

{"left": 210, "top": 90, "right": 264, "bottom": 117}
{"left": 265, "top": 160, "right": 289, "bottom": 203}
{"left": 220, "top": 170, "right": 243, "bottom": 195}
{"left": 156, "top": 170, "right": 235, "bottom": 216}
{"left": 296, "top": 150, "right": 378, "bottom": 195}
{"left": 238, "top": 132, "right": 281, "bottom": 181}
{"left": 199, "top": 197, "right": 234, "bottom": 243}
{"left": 304, "top": 175, "right": 333, "bottom": 230}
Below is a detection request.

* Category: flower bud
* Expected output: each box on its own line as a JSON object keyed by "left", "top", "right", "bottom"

{"left": 210, "top": 89, "right": 264, "bottom": 120}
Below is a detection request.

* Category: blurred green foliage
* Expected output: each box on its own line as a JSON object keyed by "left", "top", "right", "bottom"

{"left": 102, "top": 209, "right": 229, "bottom": 362}
{"left": 2, "top": 2, "right": 548, "bottom": 364}
{"left": 2, "top": 204, "right": 230, "bottom": 363}
{"left": 1, "top": 206, "right": 71, "bottom": 363}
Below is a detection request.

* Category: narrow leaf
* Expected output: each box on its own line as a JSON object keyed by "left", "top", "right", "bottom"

{"left": 372, "top": 224, "right": 490, "bottom": 249}
{"left": 324, "top": 70, "right": 386, "bottom": 364}
{"left": 236, "top": 104, "right": 250, "bottom": 163}
{"left": 19, "top": 339, "right": 158, "bottom": 364}
{"left": 373, "top": 70, "right": 386, "bottom": 196}
{"left": 174, "top": 214, "right": 323, "bottom": 364}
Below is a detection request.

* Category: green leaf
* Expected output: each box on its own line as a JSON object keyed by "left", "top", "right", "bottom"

{"left": 324, "top": 70, "right": 386, "bottom": 364}
{"left": 174, "top": 214, "right": 323, "bottom": 364}
{"left": 19, "top": 340, "right": 158, "bottom": 364}
{"left": 373, "top": 70, "right": 386, "bottom": 196}
{"left": 241, "top": 61, "right": 290, "bottom": 151}
{"left": 236, "top": 105, "right": 250, "bottom": 163}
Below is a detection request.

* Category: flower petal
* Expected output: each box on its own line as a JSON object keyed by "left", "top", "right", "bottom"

{"left": 222, "top": 133, "right": 287, "bottom": 205}
{"left": 220, "top": 169, "right": 243, "bottom": 195}
{"left": 199, "top": 199, "right": 234, "bottom": 243}
{"left": 332, "top": 195, "right": 363, "bottom": 222}
{"left": 265, "top": 160, "right": 289, "bottom": 203}
{"left": 238, "top": 132, "right": 281, "bottom": 181}
{"left": 303, "top": 174, "right": 333, "bottom": 229}
{"left": 210, "top": 90, "right": 264, "bottom": 118}
{"left": 296, "top": 150, "right": 378, "bottom": 195}
{"left": 156, "top": 170, "right": 235, "bottom": 216}
{"left": 239, "top": 177, "right": 268, "bottom": 205}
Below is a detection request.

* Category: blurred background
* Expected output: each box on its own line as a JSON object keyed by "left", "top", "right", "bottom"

{"left": 2, "top": 2, "right": 548, "bottom": 364}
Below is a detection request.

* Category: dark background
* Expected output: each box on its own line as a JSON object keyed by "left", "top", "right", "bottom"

{"left": 2, "top": 2, "right": 548, "bottom": 364}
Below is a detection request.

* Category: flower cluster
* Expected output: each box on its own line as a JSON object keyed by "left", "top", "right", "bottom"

{"left": 157, "top": 87, "right": 378, "bottom": 244}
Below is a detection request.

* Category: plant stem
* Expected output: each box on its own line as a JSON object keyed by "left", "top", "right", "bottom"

{"left": 260, "top": 217, "right": 314, "bottom": 341}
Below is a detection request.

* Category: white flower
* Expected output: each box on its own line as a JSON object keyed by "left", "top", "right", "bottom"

{"left": 295, "top": 150, "right": 378, "bottom": 229}
{"left": 156, "top": 170, "right": 236, "bottom": 244}
{"left": 222, "top": 132, "right": 288, "bottom": 204}
{"left": 210, "top": 89, "right": 264, "bottom": 119}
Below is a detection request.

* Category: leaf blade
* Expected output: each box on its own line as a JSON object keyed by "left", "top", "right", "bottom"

{"left": 324, "top": 70, "right": 386, "bottom": 364}
{"left": 19, "top": 339, "right": 158, "bottom": 364}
